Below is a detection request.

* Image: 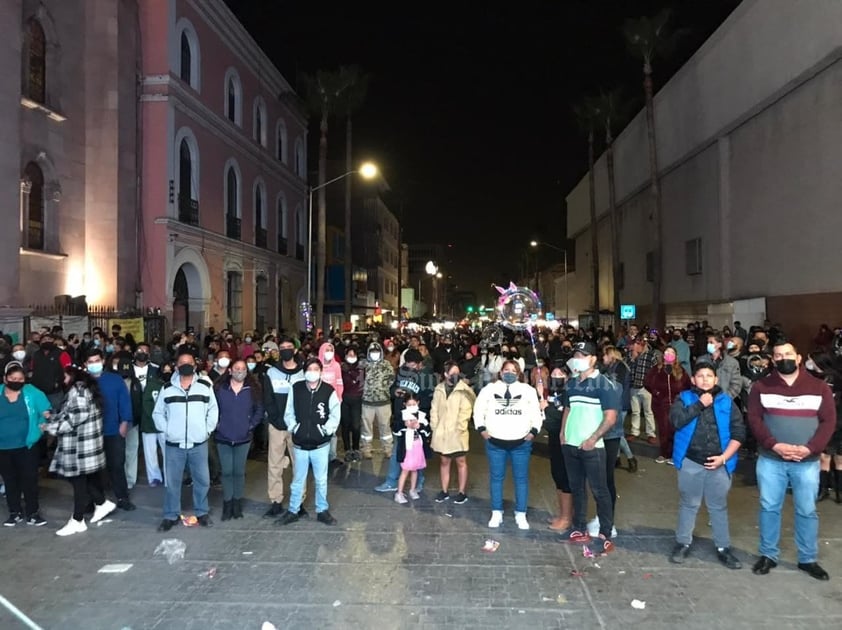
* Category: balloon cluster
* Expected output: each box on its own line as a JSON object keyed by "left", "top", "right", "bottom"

{"left": 492, "top": 282, "right": 543, "bottom": 330}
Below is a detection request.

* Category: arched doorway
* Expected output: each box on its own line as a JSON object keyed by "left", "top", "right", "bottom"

{"left": 173, "top": 267, "right": 190, "bottom": 331}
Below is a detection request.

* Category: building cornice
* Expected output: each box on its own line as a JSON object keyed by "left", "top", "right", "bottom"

{"left": 143, "top": 74, "right": 308, "bottom": 196}
{"left": 185, "top": 0, "right": 309, "bottom": 127}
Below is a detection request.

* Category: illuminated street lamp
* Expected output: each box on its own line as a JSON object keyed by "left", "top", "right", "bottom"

{"left": 530, "top": 240, "right": 569, "bottom": 322}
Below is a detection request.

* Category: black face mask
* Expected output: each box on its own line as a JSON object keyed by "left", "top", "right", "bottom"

{"left": 549, "top": 377, "right": 565, "bottom": 392}
{"left": 280, "top": 348, "right": 295, "bottom": 362}
{"left": 775, "top": 359, "right": 798, "bottom": 375}
{"left": 135, "top": 352, "right": 148, "bottom": 363}
{"left": 5, "top": 381, "right": 24, "bottom": 392}
{"left": 177, "top": 364, "right": 195, "bottom": 377}
{"left": 40, "top": 342, "right": 54, "bottom": 351}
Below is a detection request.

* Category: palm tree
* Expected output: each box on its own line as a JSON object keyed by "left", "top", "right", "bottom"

{"left": 624, "top": 8, "right": 682, "bottom": 329}
{"left": 335, "top": 66, "right": 370, "bottom": 323}
{"left": 574, "top": 97, "right": 601, "bottom": 319}
{"left": 301, "top": 69, "right": 355, "bottom": 331}
{"left": 592, "top": 89, "right": 631, "bottom": 325}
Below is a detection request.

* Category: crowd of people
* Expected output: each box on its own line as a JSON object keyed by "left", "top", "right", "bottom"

{"left": 0, "top": 318, "right": 838, "bottom": 580}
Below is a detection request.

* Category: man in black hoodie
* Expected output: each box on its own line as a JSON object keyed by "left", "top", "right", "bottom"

{"left": 374, "top": 349, "right": 436, "bottom": 493}
{"left": 262, "top": 338, "right": 304, "bottom": 517}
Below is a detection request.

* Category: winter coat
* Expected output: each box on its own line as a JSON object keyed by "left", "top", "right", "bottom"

{"left": 283, "top": 380, "right": 341, "bottom": 450}
{"left": 152, "top": 373, "right": 219, "bottom": 447}
{"left": 696, "top": 353, "right": 743, "bottom": 399}
{"left": 0, "top": 383, "right": 50, "bottom": 449}
{"left": 362, "top": 353, "right": 395, "bottom": 406}
{"left": 43, "top": 382, "right": 106, "bottom": 477}
{"left": 644, "top": 365, "right": 691, "bottom": 419}
{"left": 341, "top": 361, "right": 365, "bottom": 399}
{"left": 430, "top": 380, "right": 476, "bottom": 454}
{"left": 213, "top": 377, "right": 264, "bottom": 446}
{"left": 140, "top": 374, "right": 166, "bottom": 433}
{"left": 392, "top": 408, "right": 432, "bottom": 463}
{"left": 318, "top": 343, "right": 344, "bottom": 402}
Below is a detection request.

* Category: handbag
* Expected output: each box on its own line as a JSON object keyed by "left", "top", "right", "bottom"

{"left": 401, "top": 435, "right": 426, "bottom": 471}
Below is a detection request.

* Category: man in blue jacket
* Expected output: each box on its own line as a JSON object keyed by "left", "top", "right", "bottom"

{"left": 669, "top": 360, "right": 744, "bottom": 569}
{"left": 85, "top": 349, "right": 134, "bottom": 511}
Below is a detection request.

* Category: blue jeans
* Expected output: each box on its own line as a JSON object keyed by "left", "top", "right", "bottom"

{"left": 163, "top": 441, "right": 210, "bottom": 519}
{"left": 288, "top": 444, "right": 330, "bottom": 514}
{"left": 216, "top": 442, "right": 250, "bottom": 501}
{"left": 756, "top": 455, "right": 820, "bottom": 563}
{"left": 485, "top": 439, "right": 532, "bottom": 513}
{"left": 384, "top": 445, "right": 425, "bottom": 489}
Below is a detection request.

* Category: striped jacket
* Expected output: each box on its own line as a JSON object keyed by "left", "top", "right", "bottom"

{"left": 44, "top": 383, "right": 106, "bottom": 477}
{"left": 152, "top": 373, "right": 219, "bottom": 448}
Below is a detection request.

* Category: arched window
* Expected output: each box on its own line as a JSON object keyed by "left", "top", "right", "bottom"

{"left": 276, "top": 193, "right": 288, "bottom": 253}
{"left": 294, "top": 138, "right": 305, "bottom": 178}
{"left": 224, "top": 160, "right": 241, "bottom": 239}
{"left": 254, "top": 180, "right": 267, "bottom": 247}
{"left": 27, "top": 20, "right": 46, "bottom": 104}
{"left": 224, "top": 68, "right": 242, "bottom": 126}
{"left": 253, "top": 98, "right": 267, "bottom": 147}
{"left": 180, "top": 32, "right": 192, "bottom": 86}
{"left": 255, "top": 276, "right": 268, "bottom": 332}
{"left": 177, "top": 139, "right": 197, "bottom": 224}
{"left": 295, "top": 203, "right": 305, "bottom": 260}
{"left": 275, "top": 119, "right": 287, "bottom": 163}
{"left": 24, "top": 162, "right": 45, "bottom": 250}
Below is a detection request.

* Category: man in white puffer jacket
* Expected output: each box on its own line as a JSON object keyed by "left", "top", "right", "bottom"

{"left": 474, "top": 360, "right": 543, "bottom": 530}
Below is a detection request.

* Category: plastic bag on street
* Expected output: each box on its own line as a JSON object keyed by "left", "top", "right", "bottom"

{"left": 154, "top": 539, "right": 186, "bottom": 564}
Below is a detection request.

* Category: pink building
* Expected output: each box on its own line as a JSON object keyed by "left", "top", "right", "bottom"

{"left": 139, "top": 0, "right": 308, "bottom": 334}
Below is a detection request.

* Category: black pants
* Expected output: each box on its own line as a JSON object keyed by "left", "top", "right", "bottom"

{"left": 208, "top": 435, "right": 221, "bottom": 481}
{"left": 69, "top": 471, "right": 106, "bottom": 520}
{"left": 103, "top": 435, "right": 129, "bottom": 501}
{"left": 603, "top": 438, "right": 621, "bottom": 511}
{"left": 0, "top": 447, "right": 40, "bottom": 517}
{"left": 563, "top": 445, "right": 614, "bottom": 538}
{"left": 341, "top": 397, "right": 363, "bottom": 451}
{"left": 546, "top": 428, "right": 570, "bottom": 492}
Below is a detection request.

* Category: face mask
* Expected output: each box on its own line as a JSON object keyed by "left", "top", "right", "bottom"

{"left": 775, "top": 359, "right": 798, "bottom": 375}
{"left": 368, "top": 352, "right": 381, "bottom": 362}
{"left": 93, "top": 339, "right": 102, "bottom": 347}
{"left": 245, "top": 337, "right": 252, "bottom": 343}
{"left": 217, "top": 357, "right": 231, "bottom": 369}
{"left": 105, "top": 344, "right": 115, "bottom": 354}
{"left": 673, "top": 334, "right": 681, "bottom": 341}
{"left": 706, "top": 343, "right": 717, "bottom": 355}
{"left": 323, "top": 351, "right": 334, "bottom": 362}
{"left": 726, "top": 341, "right": 735, "bottom": 350}
{"left": 5, "top": 381, "right": 24, "bottom": 392}
{"left": 87, "top": 363, "right": 104, "bottom": 375}
{"left": 305, "top": 371, "right": 320, "bottom": 383}
{"left": 135, "top": 352, "right": 148, "bottom": 363}
{"left": 40, "top": 342, "right": 54, "bottom": 351}
{"left": 501, "top": 372, "right": 517, "bottom": 385}
{"left": 447, "top": 373, "right": 459, "bottom": 385}
{"left": 12, "top": 351, "right": 25, "bottom": 361}
{"left": 561, "top": 347, "right": 573, "bottom": 356}
{"left": 177, "top": 364, "right": 195, "bottom": 377}
{"left": 664, "top": 354, "right": 676, "bottom": 365}
{"left": 246, "top": 362, "right": 256, "bottom": 371}
{"left": 572, "top": 358, "right": 591, "bottom": 373}
{"left": 404, "top": 405, "right": 419, "bottom": 415}
{"left": 279, "top": 349, "right": 295, "bottom": 362}
{"left": 805, "top": 359, "right": 817, "bottom": 372}
{"left": 536, "top": 361, "right": 544, "bottom": 368}
{"left": 346, "top": 356, "right": 358, "bottom": 364}
{"left": 550, "top": 377, "right": 564, "bottom": 391}
{"left": 231, "top": 370, "right": 247, "bottom": 382}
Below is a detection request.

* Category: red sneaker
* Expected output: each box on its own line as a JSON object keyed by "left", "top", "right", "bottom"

{"left": 565, "top": 530, "right": 591, "bottom": 544}
{"left": 598, "top": 536, "right": 615, "bottom": 555}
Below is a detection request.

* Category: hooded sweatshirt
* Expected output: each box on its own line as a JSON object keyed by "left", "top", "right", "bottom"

{"left": 318, "top": 342, "right": 344, "bottom": 402}
{"left": 362, "top": 342, "right": 394, "bottom": 407}
{"left": 264, "top": 361, "right": 304, "bottom": 430}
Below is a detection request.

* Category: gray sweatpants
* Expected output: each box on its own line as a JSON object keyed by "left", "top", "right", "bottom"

{"left": 676, "top": 458, "right": 733, "bottom": 548}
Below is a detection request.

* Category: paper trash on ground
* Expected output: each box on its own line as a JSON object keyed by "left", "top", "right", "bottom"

{"left": 631, "top": 599, "right": 646, "bottom": 610}
{"left": 97, "top": 564, "right": 133, "bottom": 574}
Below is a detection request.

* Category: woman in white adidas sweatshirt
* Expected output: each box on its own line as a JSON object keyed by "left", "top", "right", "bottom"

{"left": 474, "top": 360, "right": 542, "bottom": 530}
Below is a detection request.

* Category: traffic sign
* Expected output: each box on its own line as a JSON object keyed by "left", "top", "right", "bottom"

{"left": 620, "top": 304, "right": 636, "bottom": 320}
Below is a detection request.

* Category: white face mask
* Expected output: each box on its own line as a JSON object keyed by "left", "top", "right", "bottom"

{"left": 323, "top": 351, "right": 334, "bottom": 363}
{"left": 217, "top": 357, "right": 231, "bottom": 369}
{"left": 305, "top": 371, "right": 320, "bottom": 383}
{"left": 346, "top": 356, "right": 358, "bottom": 364}
{"left": 368, "top": 352, "right": 381, "bottom": 361}
{"left": 572, "top": 357, "right": 591, "bottom": 374}
{"left": 805, "top": 359, "right": 818, "bottom": 372}
{"left": 12, "top": 351, "right": 25, "bottom": 361}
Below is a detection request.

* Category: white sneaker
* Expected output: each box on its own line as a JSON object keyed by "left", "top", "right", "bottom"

{"left": 488, "top": 510, "right": 503, "bottom": 528}
{"left": 514, "top": 512, "right": 530, "bottom": 530}
{"left": 394, "top": 492, "right": 408, "bottom": 504}
{"left": 408, "top": 489, "right": 420, "bottom": 500}
{"left": 587, "top": 517, "right": 618, "bottom": 538}
{"left": 56, "top": 517, "right": 87, "bottom": 537}
{"left": 90, "top": 499, "right": 117, "bottom": 524}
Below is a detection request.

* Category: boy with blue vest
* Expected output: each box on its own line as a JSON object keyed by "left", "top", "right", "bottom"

{"left": 669, "top": 360, "right": 745, "bottom": 569}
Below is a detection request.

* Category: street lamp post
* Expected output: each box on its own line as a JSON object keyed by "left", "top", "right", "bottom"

{"left": 424, "top": 260, "right": 438, "bottom": 317}
{"left": 306, "top": 162, "right": 378, "bottom": 330}
{"left": 530, "top": 240, "right": 569, "bottom": 323}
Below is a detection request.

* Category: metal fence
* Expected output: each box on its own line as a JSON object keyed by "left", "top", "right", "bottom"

{"left": 27, "top": 304, "right": 169, "bottom": 343}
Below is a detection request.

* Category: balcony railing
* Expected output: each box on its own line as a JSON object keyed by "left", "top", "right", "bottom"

{"left": 256, "top": 227, "right": 267, "bottom": 248}
{"left": 226, "top": 214, "right": 241, "bottom": 240}
{"left": 277, "top": 236, "right": 288, "bottom": 254}
{"left": 296, "top": 243, "right": 304, "bottom": 260}
{"left": 178, "top": 195, "right": 199, "bottom": 225}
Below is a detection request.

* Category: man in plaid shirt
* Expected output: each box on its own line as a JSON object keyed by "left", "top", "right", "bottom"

{"left": 628, "top": 335, "right": 658, "bottom": 444}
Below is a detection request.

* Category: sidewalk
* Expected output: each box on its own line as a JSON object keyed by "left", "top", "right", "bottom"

{"left": 0, "top": 436, "right": 840, "bottom": 629}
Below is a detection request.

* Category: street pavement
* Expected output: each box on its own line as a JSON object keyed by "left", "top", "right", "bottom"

{"left": 0, "top": 436, "right": 841, "bottom": 630}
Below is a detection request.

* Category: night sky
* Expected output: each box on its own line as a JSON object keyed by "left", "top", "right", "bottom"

{"left": 224, "top": 0, "right": 740, "bottom": 300}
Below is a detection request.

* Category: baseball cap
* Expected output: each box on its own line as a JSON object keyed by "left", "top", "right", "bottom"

{"left": 262, "top": 341, "right": 279, "bottom": 353}
{"left": 573, "top": 341, "right": 597, "bottom": 356}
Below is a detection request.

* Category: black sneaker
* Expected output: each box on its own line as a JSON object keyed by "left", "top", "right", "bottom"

{"left": 263, "top": 502, "right": 285, "bottom": 518}
{"left": 26, "top": 513, "right": 47, "bottom": 527}
{"left": 197, "top": 514, "right": 213, "bottom": 527}
{"left": 298, "top": 506, "right": 309, "bottom": 518}
{"left": 670, "top": 543, "right": 691, "bottom": 564}
{"left": 452, "top": 493, "right": 468, "bottom": 505}
{"left": 276, "top": 511, "right": 300, "bottom": 526}
{"left": 717, "top": 547, "right": 742, "bottom": 570}
{"left": 434, "top": 491, "right": 450, "bottom": 503}
{"left": 3, "top": 513, "right": 22, "bottom": 527}
{"left": 157, "top": 518, "right": 178, "bottom": 532}
{"left": 117, "top": 499, "right": 136, "bottom": 511}
{"left": 317, "top": 510, "right": 337, "bottom": 526}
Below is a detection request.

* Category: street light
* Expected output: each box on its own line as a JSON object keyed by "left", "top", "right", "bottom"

{"left": 425, "top": 261, "right": 439, "bottom": 317}
{"left": 307, "top": 162, "right": 378, "bottom": 328}
{"left": 530, "top": 240, "right": 569, "bottom": 323}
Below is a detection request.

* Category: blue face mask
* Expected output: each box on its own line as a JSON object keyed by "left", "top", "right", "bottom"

{"left": 501, "top": 372, "right": 517, "bottom": 385}
{"left": 105, "top": 344, "right": 115, "bottom": 354}
{"left": 305, "top": 371, "right": 320, "bottom": 383}
{"left": 87, "top": 363, "right": 104, "bottom": 375}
